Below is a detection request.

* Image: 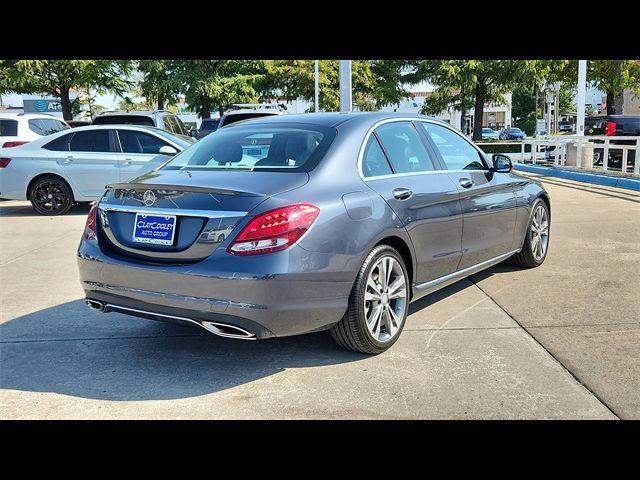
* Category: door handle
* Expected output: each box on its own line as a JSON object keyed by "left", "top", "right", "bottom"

{"left": 62, "top": 156, "right": 74, "bottom": 164}
{"left": 459, "top": 178, "right": 474, "bottom": 188}
{"left": 122, "top": 159, "right": 132, "bottom": 166}
{"left": 392, "top": 188, "right": 413, "bottom": 200}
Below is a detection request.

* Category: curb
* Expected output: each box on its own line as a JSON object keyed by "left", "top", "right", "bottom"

{"left": 513, "top": 164, "right": 640, "bottom": 192}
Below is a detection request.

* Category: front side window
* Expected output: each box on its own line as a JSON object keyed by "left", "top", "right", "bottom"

{"left": 118, "top": 130, "right": 171, "bottom": 154}
{"left": 161, "top": 124, "right": 333, "bottom": 172}
{"left": 420, "top": 123, "right": 487, "bottom": 171}
{"left": 374, "top": 122, "right": 435, "bottom": 174}
{"left": 69, "top": 130, "right": 113, "bottom": 152}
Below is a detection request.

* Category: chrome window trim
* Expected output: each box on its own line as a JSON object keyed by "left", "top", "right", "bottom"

{"left": 99, "top": 204, "right": 247, "bottom": 218}
{"left": 358, "top": 117, "right": 492, "bottom": 181}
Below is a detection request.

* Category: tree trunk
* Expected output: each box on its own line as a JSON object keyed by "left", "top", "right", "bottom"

{"left": 60, "top": 86, "right": 72, "bottom": 121}
{"left": 218, "top": 107, "right": 225, "bottom": 118}
{"left": 460, "top": 105, "right": 466, "bottom": 133}
{"left": 200, "top": 103, "right": 211, "bottom": 119}
{"left": 606, "top": 91, "right": 615, "bottom": 115}
{"left": 472, "top": 83, "right": 485, "bottom": 141}
{"left": 157, "top": 95, "right": 165, "bottom": 111}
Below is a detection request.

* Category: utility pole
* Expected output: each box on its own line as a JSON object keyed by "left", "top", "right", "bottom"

{"left": 339, "top": 60, "right": 352, "bottom": 113}
{"left": 314, "top": 60, "right": 319, "bottom": 112}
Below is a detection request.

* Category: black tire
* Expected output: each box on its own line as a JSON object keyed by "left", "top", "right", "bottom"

{"left": 217, "top": 233, "right": 226, "bottom": 243}
{"left": 29, "top": 175, "right": 74, "bottom": 216}
{"left": 330, "top": 245, "right": 410, "bottom": 354}
{"left": 511, "top": 199, "right": 550, "bottom": 268}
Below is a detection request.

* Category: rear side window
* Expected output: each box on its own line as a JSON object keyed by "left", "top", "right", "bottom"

{"left": 172, "top": 116, "right": 187, "bottom": 135}
{"left": 69, "top": 130, "right": 113, "bottom": 152}
{"left": 93, "top": 115, "right": 155, "bottom": 127}
{"left": 201, "top": 119, "right": 220, "bottom": 131}
{"left": 375, "top": 122, "right": 435, "bottom": 174}
{"left": 362, "top": 135, "right": 392, "bottom": 177}
{"left": 43, "top": 133, "right": 73, "bottom": 151}
{"left": 0, "top": 119, "right": 18, "bottom": 136}
{"left": 162, "top": 115, "right": 177, "bottom": 133}
{"left": 118, "top": 130, "right": 171, "bottom": 154}
{"left": 420, "top": 123, "right": 487, "bottom": 171}
{"left": 28, "top": 119, "right": 69, "bottom": 136}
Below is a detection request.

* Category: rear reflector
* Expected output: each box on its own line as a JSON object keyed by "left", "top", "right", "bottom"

{"left": 0, "top": 158, "right": 11, "bottom": 168}
{"left": 2, "top": 141, "right": 28, "bottom": 148}
{"left": 228, "top": 204, "right": 320, "bottom": 256}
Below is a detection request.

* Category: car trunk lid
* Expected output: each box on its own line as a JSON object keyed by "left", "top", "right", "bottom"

{"left": 96, "top": 170, "right": 309, "bottom": 263}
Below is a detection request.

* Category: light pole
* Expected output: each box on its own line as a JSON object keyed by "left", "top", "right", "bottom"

{"left": 314, "top": 60, "right": 319, "bottom": 112}
{"left": 339, "top": 60, "right": 352, "bottom": 113}
{"left": 576, "top": 60, "right": 587, "bottom": 136}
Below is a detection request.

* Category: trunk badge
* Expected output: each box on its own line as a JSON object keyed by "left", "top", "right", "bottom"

{"left": 143, "top": 190, "right": 156, "bottom": 206}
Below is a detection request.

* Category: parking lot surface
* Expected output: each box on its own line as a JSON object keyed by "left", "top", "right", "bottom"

{"left": 1, "top": 173, "right": 637, "bottom": 419}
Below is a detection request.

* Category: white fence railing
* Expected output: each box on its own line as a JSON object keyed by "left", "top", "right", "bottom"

{"left": 515, "top": 135, "right": 640, "bottom": 175}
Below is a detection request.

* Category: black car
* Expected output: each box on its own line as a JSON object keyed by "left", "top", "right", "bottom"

{"left": 196, "top": 118, "right": 221, "bottom": 140}
{"left": 585, "top": 115, "right": 640, "bottom": 167}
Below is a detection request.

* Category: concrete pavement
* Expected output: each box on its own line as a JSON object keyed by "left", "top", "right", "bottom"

{"left": 1, "top": 176, "right": 637, "bottom": 419}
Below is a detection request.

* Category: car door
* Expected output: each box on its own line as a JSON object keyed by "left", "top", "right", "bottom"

{"left": 419, "top": 122, "right": 518, "bottom": 270}
{"left": 46, "top": 129, "right": 120, "bottom": 198}
{"left": 116, "top": 129, "right": 178, "bottom": 182}
{"left": 361, "top": 121, "right": 463, "bottom": 285}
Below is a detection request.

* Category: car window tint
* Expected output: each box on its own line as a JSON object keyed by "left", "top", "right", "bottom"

{"left": 420, "top": 123, "right": 487, "bottom": 171}
{"left": 69, "top": 130, "right": 112, "bottom": 152}
{"left": 118, "top": 130, "right": 170, "bottom": 154}
{"left": 362, "top": 135, "right": 392, "bottom": 177}
{"left": 43, "top": 133, "right": 73, "bottom": 151}
{"left": 28, "top": 119, "right": 69, "bottom": 136}
{"left": 375, "top": 122, "right": 435, "bottom": 174}
{"left": 0, "top": 119, "right": 18, "bottom": 136}
{"left": 173, "top": 116, "right": 187, "bottom": 135}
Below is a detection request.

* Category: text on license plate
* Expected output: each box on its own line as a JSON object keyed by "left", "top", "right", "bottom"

{"left": 133, "top": 213, "right": 177, "bottom": 245}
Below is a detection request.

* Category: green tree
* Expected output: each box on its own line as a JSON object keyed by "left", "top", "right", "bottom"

{"left": 260, "top": 60, "right": 413, "bottom": 112}
{"left": 588, "top": 60, "right": 640, "bottom": 115}
{"left": 0, "top": 60, "right": 132, "bottom": 120}
{"left": 174, "top": 60, "right": 263, "bottom": 118}
{"left": 417, "top": 60, "right": 551, "bottom": 140}
{"left": 138, "top": 60, "right": 181, "bottom": 110}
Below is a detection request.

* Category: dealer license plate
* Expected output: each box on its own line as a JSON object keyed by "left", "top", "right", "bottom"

{"left": 132, "top": 213, "right": 177, "bottom": 245}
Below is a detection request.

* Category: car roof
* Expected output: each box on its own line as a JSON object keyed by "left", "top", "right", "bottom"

{"left": 94, "top": 111, "right": 172, "bottom": 117}
{"left": 241, "top": 111, "right": 447, "bottom": 129}
{"left": 0, "top": 112, "right": 67, "bottom": 120}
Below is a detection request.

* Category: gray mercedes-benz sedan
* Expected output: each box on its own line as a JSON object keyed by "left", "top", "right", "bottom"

{"left": 78, "top": 112, "right": 550, "bottom": 354}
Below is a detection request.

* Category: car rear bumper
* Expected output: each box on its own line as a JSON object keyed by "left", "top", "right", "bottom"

{"left": 77, "top": 239, "right": 354, "bottom": 339}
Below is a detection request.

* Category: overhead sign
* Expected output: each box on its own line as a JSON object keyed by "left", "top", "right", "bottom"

{"left": 536, "top": 119, "right": 546, "bottom": 133}
{"left": 23, "top": 99, "right": 62, "bottom": 113}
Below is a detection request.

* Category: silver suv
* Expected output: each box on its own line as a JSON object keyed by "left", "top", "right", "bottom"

{"left": 92, "top": 110, "right": 191, "bottom": 138}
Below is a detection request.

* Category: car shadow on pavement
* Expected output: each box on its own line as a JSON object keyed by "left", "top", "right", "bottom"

{"left": 0, "top": 299, "right": 367, "bottom": 402}
{"left": 0, "top": 202, "right": 91, "bottom": 217}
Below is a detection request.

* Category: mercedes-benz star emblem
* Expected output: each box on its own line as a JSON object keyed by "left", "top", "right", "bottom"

{"left": 143, "top": 190, "right": 156, "bottom": 206}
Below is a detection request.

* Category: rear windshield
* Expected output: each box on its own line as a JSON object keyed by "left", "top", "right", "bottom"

{"left": 200, "top": 118, "right": 220, "bottom": 130}
{"left": 221, "top": 112, "right": 277, "bottom": 127}
{"left": 28, "top": 118, "right": 70, "bottom": 135}
{"left": 93, "top": 115, "right": 155, "bottom": 126}
{"left": 161, "top": 124, "right": 335, "bottom": 172}
{"left": 0, "top": 119, "right": 18, "bottom": 136}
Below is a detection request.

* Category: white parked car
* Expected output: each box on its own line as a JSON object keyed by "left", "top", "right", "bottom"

{"left": 0, "top": 113, "right": 70, "bottom": 148}
{"left": 0, "top": 125, "right": 192, "bottom": 215}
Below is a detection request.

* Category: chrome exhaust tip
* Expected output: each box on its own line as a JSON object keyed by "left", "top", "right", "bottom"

{"left": 200, "top": 321, "right": 256, "bottom": 340}
{"left": 86, "top": 300, "right": 105, "bottom": 312}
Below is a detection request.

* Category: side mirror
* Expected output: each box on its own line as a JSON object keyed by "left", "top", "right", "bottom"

{"left": 158, "top": 145, "right": 178, "bottom": 155}
{"left": 189, "top": 129, "right": 198, "bottom": 138}
{"left": 491, "top": 153, "right": 512, "bottom": 173}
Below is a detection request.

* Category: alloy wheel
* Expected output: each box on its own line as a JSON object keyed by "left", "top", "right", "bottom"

{"left": 530, "top": 204, "right": 549, "bottom": 261}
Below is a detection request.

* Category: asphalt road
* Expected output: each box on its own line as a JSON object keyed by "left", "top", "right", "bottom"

{"left": 1, "top": 174, "right": 637, "bottom": 419}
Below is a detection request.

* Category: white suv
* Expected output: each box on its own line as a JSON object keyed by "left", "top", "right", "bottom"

{"left": 0, "top": 113, "right": 70, "bottom": 148}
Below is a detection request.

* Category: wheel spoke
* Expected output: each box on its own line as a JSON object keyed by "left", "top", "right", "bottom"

{"left": 539, "top": 220, "right": 549, "bottom": 235}
{"left": 387, "top": 306, "right": 401, "bottom": 330}
{"left": 365, "top": 290, "right": 381, "bottom": 302}
{"left": 378, "top": 259, "right": 388, "bottom": 290}
{"left": 387, "top": 275, "right": 405, "bottom": 296}
{"left": 385, "top": 307, "right": 397, "bottom": 336}
{"left": 531, "top": 235, "right": 540, "bottom": 252}
{"left": 366, "top": 275, "right": 378, "bottom": 293}
{"left": 368, "top": 304, "right": 383, "bottom": 338}
{"left": 385, "top": 258, "right": 393, "bottom": 287}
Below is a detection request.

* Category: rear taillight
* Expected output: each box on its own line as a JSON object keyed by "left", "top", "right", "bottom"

{"left": 2, "top": 141, "right": 28, "bottom": 148}
{"left": 0, "top": 158, "right": 11, "bottom": 168}
{"left": 227, "top": 204, "right": 320, "bottom": 256}
{"left": 605, "top": 121, "right": 617, "bottom": 136}
{"left": 84, "top": 204, "right": 97, "bottom": 240}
